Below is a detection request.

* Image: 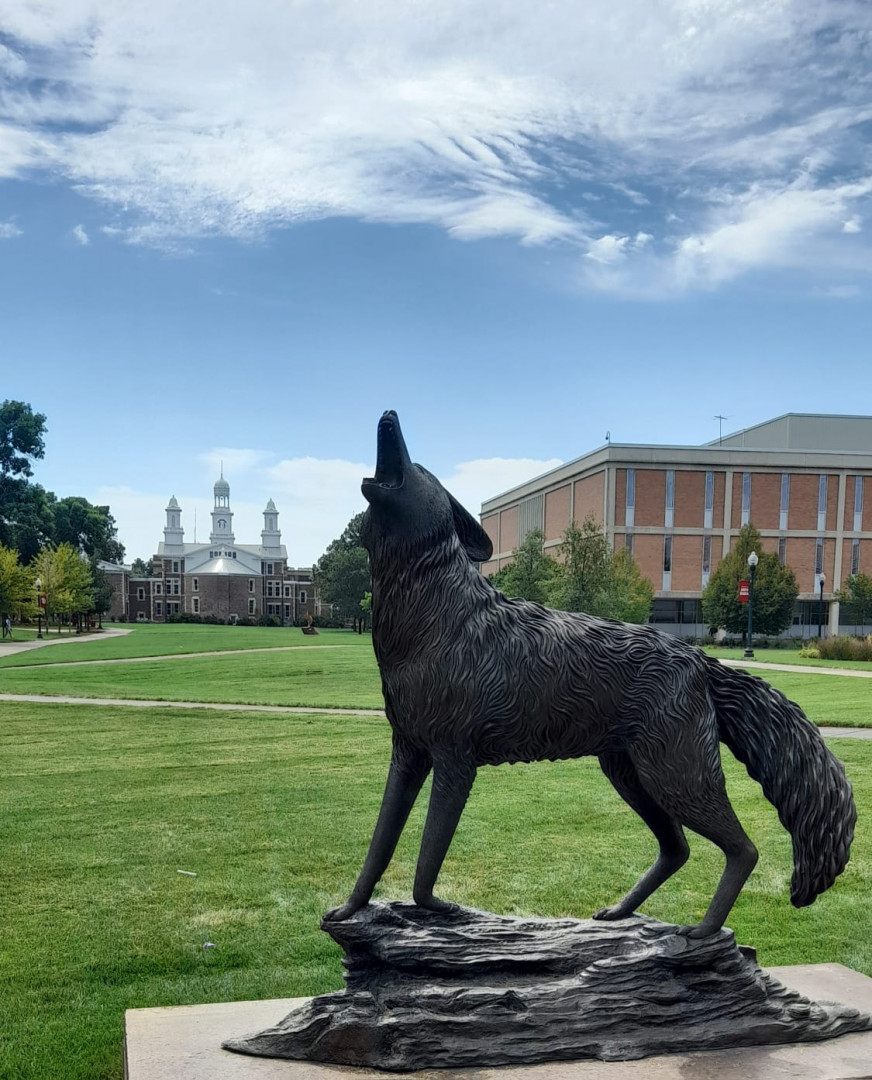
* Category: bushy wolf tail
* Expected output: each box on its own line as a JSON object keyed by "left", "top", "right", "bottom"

{"left": 706, "top": 658, "right": 856, "bottom": 907}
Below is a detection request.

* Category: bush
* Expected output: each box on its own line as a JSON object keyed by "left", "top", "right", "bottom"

{"left": 817, "top": 635, "right": 872, "bottom": 662}
{"left": 798, "top": 647, "right": 821, "bottom": 659}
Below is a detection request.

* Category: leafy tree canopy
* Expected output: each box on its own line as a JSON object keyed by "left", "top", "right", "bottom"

{"left": 31, "top": 543, "right": 94, "bottom": 629}
{"left": 701, "top": 523, "right": 798, "bottom": 637}
{"left": 0, "top": 400, "right": 46, "bottom": 478}
{"left": 0, "top": 544, "right": 34, "bottom": 619}
{"left": 835, "top": 573, "right": 872, "bottom": 632}
{"left": 315, "top": 512, "right": 371, "bottom": 626}
{"left": 130, "top": 557, "right": 153, "bottom": 578}
{"left": 489, "top": 529, "right": 559, "bottom": 605}
{"left": 52, "top": 496, "right": 125, "bottom": 564}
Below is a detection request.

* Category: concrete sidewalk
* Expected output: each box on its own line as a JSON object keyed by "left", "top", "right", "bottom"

{"left": 0, "top": 626, "right": 132, "bottom": 658}
{"left": 723, "top": 658, "right": 872, "bottom": 679}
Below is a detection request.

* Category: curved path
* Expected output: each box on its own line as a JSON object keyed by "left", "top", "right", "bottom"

{"left": 0, "top": 692, "right": 384, "bottom": 717}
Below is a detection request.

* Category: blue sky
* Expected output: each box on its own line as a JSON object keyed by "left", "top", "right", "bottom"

{"left": 2, "top": 1, "right": 872, "bottom": 565}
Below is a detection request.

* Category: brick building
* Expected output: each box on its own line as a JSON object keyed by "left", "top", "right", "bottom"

{"left": 101, "top": 475, "right": 317, "bottom": 625}
{"left": 479, "top": 414, "right": 872, "bottom": 638}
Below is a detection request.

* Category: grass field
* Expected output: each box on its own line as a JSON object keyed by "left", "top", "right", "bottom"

{"left": 705, "top": 646, "right": 872, "bottom": 671}
{"left": 2, "top": 698, "right": 870, "bottom": 1080}
{"left": 0, "top": 624, "right": 355, "bottom": 667}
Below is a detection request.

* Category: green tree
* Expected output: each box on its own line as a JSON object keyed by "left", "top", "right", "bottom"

{"left": 489, "top": 528, "right": 559, "bottom": 604}
{"left": 553, "top": 517, "right": 610, "bottom": 614}
{"left": 702, "top": 524, "right": 798, "bottom": 639}
{"left": 31, "top": 544, "right": 93, "bottom": 634}
{"left": 0, "top": 544, "right": 34, "bottom": 624}
{"left": 315, "top": 513, "right": 371, "bottom": 630}
{"left": 0, "top": 479, "right": 54, "bottom": 563}
{"left": 835, "top": 573, "right": 872, "bottom": 634}
{"left": 131, "top": 557, "right": 153, "bottom": 577}
{"left": 89, "top": 561, "right": 116, "bottom": 626}
{"left": 605, "top": 546, "right": 655, "bottom": 624}
{"left": 52, "top": 495, "right": 125, "bottom": 563}
{"left": 550, "top": 517, "right": 652, "bottom": 622}
{"left": 0, "top": 400, "right": 46, "bottom": 478}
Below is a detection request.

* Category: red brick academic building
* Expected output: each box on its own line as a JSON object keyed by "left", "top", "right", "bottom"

{"left": 480, "top": 414, "right": 872, "bottom": 637}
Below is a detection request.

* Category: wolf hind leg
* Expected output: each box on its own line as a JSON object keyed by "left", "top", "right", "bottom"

{"left": 593, "top": 750, "right": 689, "bottom": 922}
{"left": 630, "top": 731, "right": 758, "bottom": 938}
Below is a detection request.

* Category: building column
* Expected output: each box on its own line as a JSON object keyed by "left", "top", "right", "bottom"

{"left": 830, "top": 473, "right": 848, "bottom": 636}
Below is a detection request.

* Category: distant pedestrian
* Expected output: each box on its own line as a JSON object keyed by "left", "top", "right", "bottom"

{"left": 2, "top": 615, "right": 11, "bottom": 639}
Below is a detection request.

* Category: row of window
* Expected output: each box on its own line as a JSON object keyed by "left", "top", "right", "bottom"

{"left": 648, "top": 533, "right": 862, "bottom": 591}
{"left": 625, "top": 470, "right": 865, "bottom": 530}
{"left": 209, "top": 550, "right": 237, "bottom": 559}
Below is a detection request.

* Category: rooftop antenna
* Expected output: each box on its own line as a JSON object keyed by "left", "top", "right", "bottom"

{"left": 605, "top": 431, "right": 611, "bottom": 444}
{"left": 714, "top": 415, "right": 729, "bottom": 445}
{"left": 194, "top": 507, "right": 197, "bottom": 543}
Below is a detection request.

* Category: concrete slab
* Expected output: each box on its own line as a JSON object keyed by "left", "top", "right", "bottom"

{"left": 125, "top": 963, "right": 872, "bottom": 1079}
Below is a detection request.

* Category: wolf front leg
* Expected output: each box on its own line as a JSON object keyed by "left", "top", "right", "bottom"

{"left": 324, "top": 749, "right": 430, "bottom": 921}
{"left": 413, "top": 756, "right": 477, "bottom": 913}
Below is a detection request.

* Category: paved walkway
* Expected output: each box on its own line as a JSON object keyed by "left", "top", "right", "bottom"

{"left": 1, "top": 692, "right": 867, "bottom": 737}
{"left": 723, "top": 658, "right": 872, "bottom": 679}
{"left": 0, "top": 643, "right": 348, "bottom": 669}
{"left": 0, "top": 626, "right": 133, "bottom": 657}
{"left": 0, "top": 693, "right": 385, "bottom": 717}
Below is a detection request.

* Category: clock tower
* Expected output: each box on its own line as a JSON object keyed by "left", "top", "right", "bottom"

{"left": 210, "top": 471, "right": 235, "bottom": 545}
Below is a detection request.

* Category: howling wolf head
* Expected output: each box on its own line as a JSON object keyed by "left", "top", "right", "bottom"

{"left": 361, "top": 410, "right": 493, "bottom": 564}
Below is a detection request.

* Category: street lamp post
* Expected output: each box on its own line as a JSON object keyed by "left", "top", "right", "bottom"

{"left": 744, "top": 551, "right": 758, "bottom": 659}
{"left": 818, "top": 572, "right": 826, "bottom": 640}
{"left": 35, "top": 576, "right": 43, "bottom": 639}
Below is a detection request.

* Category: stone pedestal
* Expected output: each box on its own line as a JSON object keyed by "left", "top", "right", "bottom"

{"left": 222, "top": 904, "right": 871, "bottom": 1071}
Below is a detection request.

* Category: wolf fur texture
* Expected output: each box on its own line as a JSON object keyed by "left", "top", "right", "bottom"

{"left": 325, "top": 411, "right": 856, "bottom": 937}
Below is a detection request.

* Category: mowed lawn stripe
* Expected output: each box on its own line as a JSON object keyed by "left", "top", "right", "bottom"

{"left": 0, "top": 644, "right": 386, "bottom": 711}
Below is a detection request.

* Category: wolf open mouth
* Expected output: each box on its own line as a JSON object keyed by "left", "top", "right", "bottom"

{"left": 364, "top": 411, "right": 408, "bottom": 491}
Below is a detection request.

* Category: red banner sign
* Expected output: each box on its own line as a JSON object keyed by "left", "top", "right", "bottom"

{"left": 737, "top": 580, "right": 750, "bottom": 603}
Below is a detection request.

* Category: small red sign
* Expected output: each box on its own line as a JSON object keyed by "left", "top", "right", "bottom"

{"left": 738, "top": 580, "right": 750, "bottom": 603}
{"left": 38, "top": 594, "right": 47, "bottom": 609}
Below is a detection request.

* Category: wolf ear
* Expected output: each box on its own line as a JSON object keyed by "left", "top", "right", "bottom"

{"left": 448, "top": 492, "right": 493, "bottom": 562}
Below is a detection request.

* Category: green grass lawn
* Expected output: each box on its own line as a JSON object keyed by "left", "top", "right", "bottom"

{"left": 1, "top": 700, "right": 870, "bottom": 1080}
{"left": 0, "top": 624, "right": 364, "bottom": 668}
{"left": 0, "top": 637, "right": 384, "bottom": 710}
{"left": 705, "top": 646, "right": 872, "bottom": 671}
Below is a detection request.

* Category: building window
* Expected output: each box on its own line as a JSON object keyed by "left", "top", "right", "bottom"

{"left": 855, "top": 476, "right": 864, "bottom": 531}
{"left": 778, "top": 537, "right": 787, "bottom": 565}
{"left": 665, "top": 470, "right": 675, "bottom": 528}
{"left": 249, "top": 579, "right": 255, "bottom": 593}
{"left": 267, "top": 581, "right": 274, "bottom": 597}
{"left": 155, "top": 602, "right": 162, "bottom": 616}
{"left": 299, "top": 590, "right": 307, "bottom": 604}
{"left": 741, "top": 473, "right": 751, "bottom": 526}
{"left": 283, "top": 585, "right": 291, "bottom": 597}
{"left": 818, "top": 474, "right": 828, "bottom": 531}
{"left": 701, "top": 535, "right": 712, "bottom": 588}
{"left": 851, "top": 538, "right": 861, "bottom": 576}
{"left": 266, "top": 562, "right": 274, "bottom": 575}
{"left": 154, "top": 582, "right": 162, "bottom": 595}
{"left": 780, "top": 473, "right": 790, "bottom": 531}
{"left": 662, "top": 536, "right": 672, "bottom": 592}
{"left": 171, "top": 579, "right": 180, "bottom": 595}
{"left": 284, "top": 605, "right": 291, "bottom": 619}
{"left": 248, "top": 598, "right": 255, "bottom": 615}
{"left": 172, "top": 560, "right": 180, "bottom": 573}
{"left": 815, "top": 537, "right": 824, "bottom": 591}
{"left": 518, "top": 494, "right": 545, "bottom": 544}
{"left": 137, "top": 587, "right": 145, "bottom": 601}
{"left": 192, "top": 597, "right": 200, "bottom": 614}
{"left": 192, "top": 578, "right": 198, "bottom": 592}
{"left": 625, "top": 469, "right": 635, "bottom": 528}
{"left": 704, "top": 471, "right": 714, "bottom": 529}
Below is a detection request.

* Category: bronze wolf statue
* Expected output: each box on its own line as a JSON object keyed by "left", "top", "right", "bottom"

{"left": 326, "top": 411, "right": 856, "bottom": 937}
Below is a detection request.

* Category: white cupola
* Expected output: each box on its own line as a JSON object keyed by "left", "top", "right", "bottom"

{"left": 163, "top": 495, "right": 185, "bottom": 548}
{"left": 261, "top": 498, "right": 282, "bottom": 551}
{"left": 210, "top": 471, "right": 235, "bottom": 545}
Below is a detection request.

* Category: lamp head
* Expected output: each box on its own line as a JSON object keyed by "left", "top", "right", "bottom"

{"left": 820, "top": 573, "right": 826, "bottom": 587}
{"left": 747, "top": 551, "right": 759, "bottom": 569}
{"left": 35, "top": 577, "right": 42, "bottom": 590}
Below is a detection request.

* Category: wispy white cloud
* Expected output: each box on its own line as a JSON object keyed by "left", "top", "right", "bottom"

{"left": 441, "top": 457, "right": 563, "bottom": 516}
{"left": 2, "top": 1, "right": 871, "bottom": 291}
{"left": 0, "top": 219, "right": 23, "bottom": 239}
{"left": 71, "top": 224, "right": 89, "bottom": 245}
{"left": 199, "top": 447, "right": 275, "bottom": 478}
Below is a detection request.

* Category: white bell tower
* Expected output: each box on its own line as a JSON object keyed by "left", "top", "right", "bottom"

{"left": 163, "top": 495, "right": 184, "bottom": 548}
{"left": 210, "top": 471, "right": 235, "bottom": 545}
{"left": 261, "top": 498, "right": 282, "bottom": 551}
